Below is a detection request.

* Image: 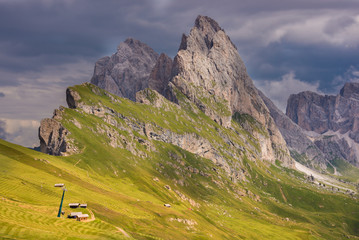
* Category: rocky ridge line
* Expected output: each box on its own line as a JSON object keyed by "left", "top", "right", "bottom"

{"left": 40, "top": 15, "right": 293, "bottom": 168}
{"left": 286, "top": 82, "right": 359, "bottom": 167}
{"left": 168, "top": 15, "right": 291, "bottom": 165}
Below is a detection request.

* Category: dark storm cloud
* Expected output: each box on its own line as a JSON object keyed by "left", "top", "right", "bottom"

{"left": 324, "top": 16, "right": 356, "bottom": 36}
{"left": 1, "top": 0, "right": 359, "bottom": 146}
{"left": 1, "top": 0, "right": 358, "bottom": 73}
{"left": 0, "top": 120, "right": 7, "bottom": 140}
{"left": 244, "top": 42, "right": 359, "bottom": 93}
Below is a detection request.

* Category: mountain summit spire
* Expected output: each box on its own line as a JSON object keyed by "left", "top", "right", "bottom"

{"left": 170, "top": 15, "right": 291, "bottom": 165}
{"left": 194, "top": 15, "right": 222, "bottom": 33}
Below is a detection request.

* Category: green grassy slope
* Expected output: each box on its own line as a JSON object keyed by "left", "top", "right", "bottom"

{"left": 1, "top": 84, "right": 358, "bottom": 239}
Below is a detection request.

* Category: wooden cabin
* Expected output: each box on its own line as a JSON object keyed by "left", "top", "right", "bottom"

{"left": 68, "top": 212, "right": 82, "bottom": 219}
{"left": 69, "top": 203, "right": 80, "bottom": 208}
{"left": 76, "top": 214, "right": 89, "bottom": 221}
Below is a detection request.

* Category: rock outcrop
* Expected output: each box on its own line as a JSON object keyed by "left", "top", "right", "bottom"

{"left": 38, "top": 108, "right": 78, "bottom": 156}
{"left": 90, "top": 38, "right": 159, "bottom": 101}
{"left": 148, "top": 53, "right": 173, "bottom": 96}
{"left": 169, "top": 15, "right": 291, "bottom": 165}
{"left": 258, "top": 90, "right": 329, "bottom": 169}
{"left": 40, "top": 16, "right": 293, "bottom": 168}
{"left": 287, "top": 82, "right": 359, "bottom": 140}
{"left": 286, "top": 82, "right": 359, "bottom": 167}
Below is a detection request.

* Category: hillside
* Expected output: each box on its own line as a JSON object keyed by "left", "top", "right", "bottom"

{"left": 259, "top": 89, "right": 359, "bottom": 183}
{"left": 1, "top": 83, "right": 359, "bottom": 239}
{"left": 1, "top": 15, "right": 359, "bottom": 240}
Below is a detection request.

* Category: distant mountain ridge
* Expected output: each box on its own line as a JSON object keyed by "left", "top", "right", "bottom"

{"left": 10, "top": 15, "right": 357, "bottom": 239}
{"left": 258, "top": 90, "right": 329, "bottom": 170}
{"left": 90, "top": 38, "right": 161, "bottom": 101}
{"left": 286, "top": 82, "right": 359, "bottom": 167}
{"left": 87, "top": 15, "right": 291, "bottom": 166}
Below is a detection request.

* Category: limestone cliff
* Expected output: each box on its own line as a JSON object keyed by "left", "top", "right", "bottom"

{"left": 148, "top": 53, "right": 173, "bottom": 96}
{"left": 286, "top": 82, "right": 359, "bottom": 167}
{"left": 38, "top": 108, "right": 78, "bottom": 156}
{"left": 39, "top": 15, "right": 294, "bottom": 168}
{"left": 259, "top": 90, "right": 330, "bottom": 170}
{"left": 90, "top": 38, "right": 159, "bottom": 101}
{"left": 169, "top": 16, "right": 291, "bottom": 165}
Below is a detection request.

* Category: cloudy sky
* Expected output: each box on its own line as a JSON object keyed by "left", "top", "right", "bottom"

{"left": 1, "top": 0, "right": 359, "bottom": 147}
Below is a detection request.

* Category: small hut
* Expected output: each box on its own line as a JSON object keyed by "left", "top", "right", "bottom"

{"left": 69, "top": 203, "right": 80, "bottom": 208}
{"left": 68, "top": 212, "right": 82, "bottom": 219}
{"left": 80, "top": 204, "right": 87, "bottom": 208}
{"left": 164, "top": 204, "right": 171, "bottom": 208}
{"left": 76, "top": 214, "right": 89, "bottom": 221}
{"left": 54, "top": 183, "right": 65, "bottom": 187}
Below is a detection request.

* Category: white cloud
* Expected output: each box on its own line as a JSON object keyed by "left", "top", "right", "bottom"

{"left": 0, "top": 118, "right": 40, "bottom": 147}
{"left": 255, "top": 71, "right": 321, "bottom": 112}
{"left": 226, "top": 10, "right": 359, "bottom": 47}
{"left": 0, "top": 59, "right": 93, "bottom": 147}
{"left": 0, "top": 60, "right": 92, "bottom": 120}
{"left": 332, "top": 66, "right": 359, "bottom": 92}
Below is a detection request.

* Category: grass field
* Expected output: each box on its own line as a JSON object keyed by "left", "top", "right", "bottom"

{"left": 1, "top": 84, "right": 358, "bottom": 239}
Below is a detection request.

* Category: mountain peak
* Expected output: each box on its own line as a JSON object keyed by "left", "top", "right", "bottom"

{"left": 286, "top": 82, "right": 359, "bottom": 166}
{"left": 91, "top": 38, "right": 159, "bottom": 100}
{"left": 339, "top": 82, "right": 359, "bottom": 99}
{"left": 194, "top": 15, "right": 222, "bottom": 33}
{"left": 179, "top": 15, "right": 228, "bottom": 52}
{"left": 171, "top": 15, "right": 291, "bottom": 165}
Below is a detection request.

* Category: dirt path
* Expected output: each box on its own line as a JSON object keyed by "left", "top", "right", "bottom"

{"left": 116, "top": 227, "right": 130, "bottom": 238}
{"left": 279, "top": 186, "right": 287, "bottom": 202}
{"left": 295, "top": 161, "right": 353, "bottom": 192}
{"left": 74, "top": 159, "right": 82, "bottom": 166}
{"left": 83, "top": 209, "right": 96, "bottom": 222}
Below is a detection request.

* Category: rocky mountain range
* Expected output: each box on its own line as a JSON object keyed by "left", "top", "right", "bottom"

{"left": 24, "top": 15, "right": 359, "bottom": 239}
{"left": 258, "top": 90, "right": 329, "bottom": 170}
{"left": 286, "top": 83, "right": 359, "bottom": 168}
{"left": 39, "top": 15, "right": 359, "bottom": 178}
{"left": 90, "top": 38, "right": 161, "bottom": 101}
{"left": 88, "top": 15, "right": 290, "bottom": 166}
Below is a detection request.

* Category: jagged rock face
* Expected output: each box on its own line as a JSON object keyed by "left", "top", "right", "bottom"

{"left": 39, "top": 118, "right": 66, "bottom": 155}
{"left": 90, "top": 38, "right": 159, "bottom": 101}
{"left": 171, "top": 16, "right": 270, "bottom": 127}
{"left": 38, "top": 108, "right": 77, "bottom": 156}
{"left": 170, "top": 15, "right": 291, "bottom": 165}
{"left": 258, "top": 90, "right": 328, "bottom": 169}
{"left": 287, "top": 82, "right": 359, "bottom": 143}
{"left": 66, "top": 88, "right": 81, "bottom": 109}
{"left": 314, "top": 135, "right": 357, "bottom": 166}
{"left": 148, "top": 53, "right": 172, "bottom": 96}
{"left": 286, "top": 91, "right": 335, "bottom": 134}
{"left": 40, "top": 16, "right": 293, "bottom": 168}
{"left": 286, "top": 82, "right": 359, "bottom": 167}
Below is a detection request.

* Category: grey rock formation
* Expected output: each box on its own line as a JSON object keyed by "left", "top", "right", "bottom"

{"left": 90, "top": 38, "right": 159, "bottom": 101}
{"left": 66, "top": 88, "right": 81, "bottom": 109}
{"left": 40, "top": 16, "right": 293, "bottom": 168}
{"left": 38, "top": 108, "right": 77, "bottom": 156}
{"left": 170, "top": 15, "right": 291, "bottom": 165}
{"left": 314, "top": 135, "right": 357, "bottom": 166}
{"left": 286, "top": 82, "right": 359, "bottom": 167}
{"left": 287, "top": 82, "right": 359, "bottom": 141}
{"left": 286, "top": 91, "right": 335, "bottom": 134}
{"left": 259, "top": 90, "right": 328, "bottom": 169}
{"left": 39, "top": 118, "right": 68, "bottom": 156}
{"left": 148, "top": 53, "right": 172, "bottom": 96}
